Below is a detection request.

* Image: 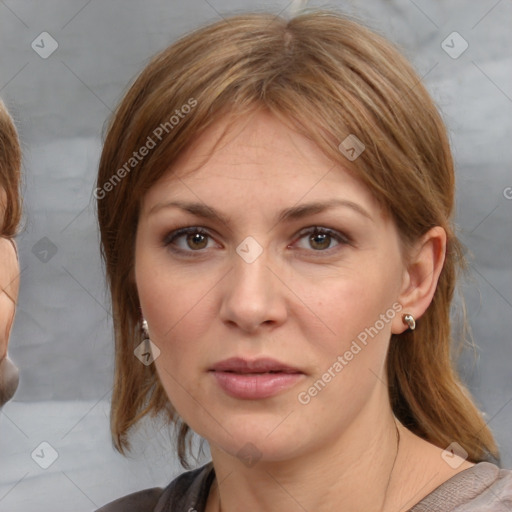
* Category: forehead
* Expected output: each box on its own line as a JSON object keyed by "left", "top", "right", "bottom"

{"left": 141, "top": 110, "right": 380, "bottom": 216}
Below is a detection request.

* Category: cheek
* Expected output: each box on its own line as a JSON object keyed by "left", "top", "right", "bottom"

{"left": 313, "top": 264, "right": 398, "bottom": 348}
{"left": 297, "top": 269, "right": 400, "bottom": 411}
{"left": 135, "top": 247, "right": 217, "bottom": 381}
{"left": 138, "top": 267, "right": 216, "bottom": 339}
{"left": 136, "top": 263, "right": 210, "bottom": 421}
{"left": 300, "top": 268, "right": 402, "bottom": 411}
{"left": 0, "top": 297, "right": 16, "bottom": 359}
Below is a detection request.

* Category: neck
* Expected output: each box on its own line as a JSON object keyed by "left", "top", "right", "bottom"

{"left": 207, "top": 403, "right": 404, "bottom": 512}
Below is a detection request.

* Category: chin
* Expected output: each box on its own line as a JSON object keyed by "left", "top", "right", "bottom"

{"left": 204, "top": 416, "right": 310, "bottom": 464}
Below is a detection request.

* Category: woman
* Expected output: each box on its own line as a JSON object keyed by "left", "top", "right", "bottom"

{"left": 0, "top": 99, "right": 21, "bottom": 407}
{"left": 96, "top": 10, "right": 512, "bottom": 511}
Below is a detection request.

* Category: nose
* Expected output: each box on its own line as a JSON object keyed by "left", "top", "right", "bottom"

{"left": 219, "top": 240, "right": 288, "bottom": 334}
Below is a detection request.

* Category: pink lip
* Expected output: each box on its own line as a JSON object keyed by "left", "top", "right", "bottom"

{"left": 211, "top": 372, "right": 304, "bottom": 399}
{"left": 209, "top": 357, "right": 304, "bottom": 399}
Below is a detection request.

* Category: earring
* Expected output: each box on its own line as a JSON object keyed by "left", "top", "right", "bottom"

{"left": 141, "top": 318, "right": 150, "bottom": 340}
{"left": 137, "top": 319, "right": 161, "bottom": 365}
{"left": 402, "top": 313, "right": 416, "bottom": 331}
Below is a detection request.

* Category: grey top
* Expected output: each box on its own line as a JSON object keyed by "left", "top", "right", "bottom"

{"left": 96, "top": 460, "right": 512, "bottom": 511}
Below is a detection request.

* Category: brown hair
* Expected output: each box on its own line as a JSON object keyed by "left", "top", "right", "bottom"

{"left": 97, "top": 10, "right": 499, "bottom": 468}
{"left": 0, "top": 99, "right": 22, "bottom": 237}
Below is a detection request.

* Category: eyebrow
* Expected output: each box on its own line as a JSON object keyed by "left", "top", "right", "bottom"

{"left": 148, "top": 199, "right": 372, "bottom": 224}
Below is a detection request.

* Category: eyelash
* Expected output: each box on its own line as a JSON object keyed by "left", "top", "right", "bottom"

{"left": 162, "top": 226, "right": 351, "bottom": 258}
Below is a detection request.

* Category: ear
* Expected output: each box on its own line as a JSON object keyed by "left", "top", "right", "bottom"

{"left": 391, "top": 226, "right": 447, "bottom": 334}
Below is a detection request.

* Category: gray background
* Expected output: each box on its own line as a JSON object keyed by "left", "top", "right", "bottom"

{"left": 1, "top": 0, "right": 511, "bottom": 510}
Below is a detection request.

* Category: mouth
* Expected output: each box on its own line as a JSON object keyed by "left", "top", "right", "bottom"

{"left": 208, "top": 357, "right": 304, "bottom": 399}
{"left": 210, "top": 371, "right": 304, "bottom": 400}
{"left": 209, "top": 357, "right": 303, "bottom": 375}
{"left": 212, "top": 369, "right": 302, "bottom": 375}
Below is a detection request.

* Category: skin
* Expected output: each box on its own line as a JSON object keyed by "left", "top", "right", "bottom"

{"left": 0, "top": 236, "right": 18, "bottom": 362}
{"left": 135, "top": 110, "right": 474, "bottom": 512}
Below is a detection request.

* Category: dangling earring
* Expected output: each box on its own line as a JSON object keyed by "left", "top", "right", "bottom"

{"left": 134, "top": 318, "right": 161, "bottom": 365}
{"left": 142, "top": 319, "right": 150, "bottom": 341}
{"left": 402, "top": 313, "right": 416, "bottom": 331}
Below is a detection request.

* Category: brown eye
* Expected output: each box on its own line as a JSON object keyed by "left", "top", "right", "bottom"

{"left": 184, "top": 231, "right": 209, "bottom": 250}
{"left": 163, "top": 225, "right": 350, "bottom": 259}
{"left": 294, "top": 227, "right": 350, "bottom": 254}
{"left": 163, "top": 227, "right": 213, "bottom": 254}
{"left": 308, "top": 231, "right": 331, "bottom": 250}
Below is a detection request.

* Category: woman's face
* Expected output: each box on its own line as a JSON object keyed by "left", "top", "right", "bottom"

{"left": 135, "top": 110, "right": 408, "bottom": 462}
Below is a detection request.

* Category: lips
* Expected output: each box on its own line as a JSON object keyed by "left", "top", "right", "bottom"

{"left": 209, "top": 357, "right": 303, "bottom": 374}
{"left": 209, "top": 357, "right": 304, "bottom": 399}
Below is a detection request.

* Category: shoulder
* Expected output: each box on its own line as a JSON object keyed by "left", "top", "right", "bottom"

{"left": 95, "top": 487, "right": 164, "bottom": 512}
{"left": 154, "top": 461, "right": 215, "bottom": 511}
{"left": 95, "top": 462, "right": 215, "bottom": 512}
{"left": 410, "top": 462, "right": 512, "bottom": 511}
